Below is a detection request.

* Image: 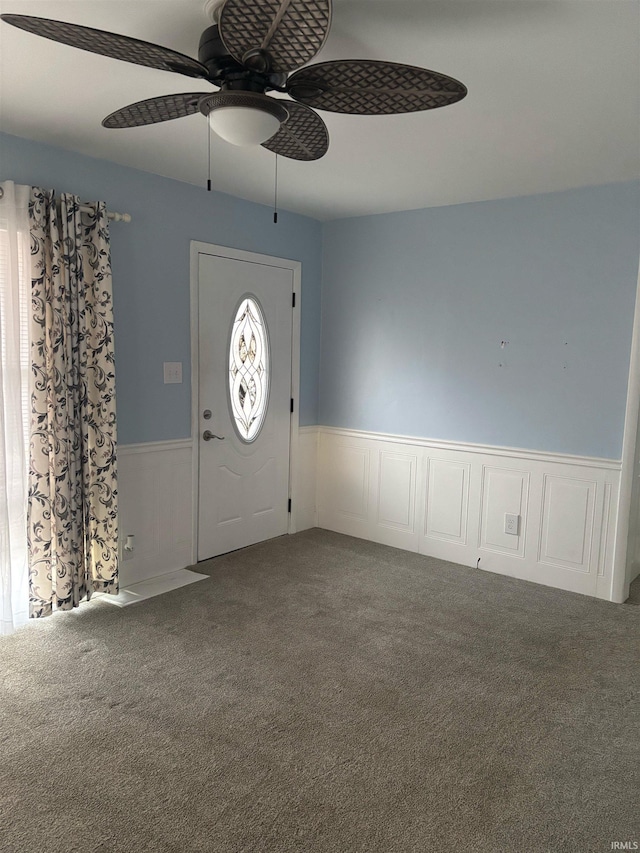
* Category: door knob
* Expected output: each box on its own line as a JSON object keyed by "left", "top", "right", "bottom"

{"left": 203, "top": 430, "right": 224, "bottom": 441}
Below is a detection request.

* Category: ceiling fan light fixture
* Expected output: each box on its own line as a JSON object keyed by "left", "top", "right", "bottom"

{"left": 208, "top": 106, "right": 280, "bottom": 146}
{"left": 200, "top": 92, "right": 288, "bottom": 146}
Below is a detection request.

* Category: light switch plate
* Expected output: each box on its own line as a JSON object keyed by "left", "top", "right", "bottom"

{"left": 163, "top": 362, "right": 182, "bottom": 384}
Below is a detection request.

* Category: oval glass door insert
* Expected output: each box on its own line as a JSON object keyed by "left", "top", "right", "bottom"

{"left": 228, "top": 296, "right": 270, "bottom": 442}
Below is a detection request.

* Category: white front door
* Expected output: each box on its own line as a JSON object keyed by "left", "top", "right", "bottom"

{"left": 197, "top": 251, "right": 294, "bottom": 561}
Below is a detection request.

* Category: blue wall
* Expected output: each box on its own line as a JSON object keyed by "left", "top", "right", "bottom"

{"left": 1, "top": 132, "right": 323, "bottom": 443}
{"left": 3, "top": 130, "right": 639, "bottom": 459}
{"left": 321, "top": 183, "right": 640, "bottom": 459}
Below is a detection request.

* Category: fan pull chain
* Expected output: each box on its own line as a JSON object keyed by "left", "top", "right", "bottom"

{"left": 273, "top": 154, "right": 278, "bottom": 224}
{"left": 207, "top": 123, "right": 212, "bottom": 192}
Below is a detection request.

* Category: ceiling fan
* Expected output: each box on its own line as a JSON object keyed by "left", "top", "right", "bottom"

{"left": 1, "top": 0, "right": 467, "bottom": 162}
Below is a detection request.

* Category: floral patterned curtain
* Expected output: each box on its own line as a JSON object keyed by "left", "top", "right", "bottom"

{"left": 28, "top": 188, "right": 118, "bottom": 617}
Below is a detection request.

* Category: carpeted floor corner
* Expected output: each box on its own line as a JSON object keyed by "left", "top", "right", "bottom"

{"left": 1, "top": 529, "right": 638, "bottom": 853}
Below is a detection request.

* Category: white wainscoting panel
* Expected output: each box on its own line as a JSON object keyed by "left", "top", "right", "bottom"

{"left": 118, "top": 440, "right": 194, "bottom": 587}
{"left": 318, "top": 441, "right": 371, "bottom": 539}
{"left": 375, "top": 450, "right": 418, "bottom": 549}
{"left": 479, "top": 466, "right": 529, "bottom": 558}
{"left": 118, "top": 429, "right": 623, "bottom": 601}
{"left": 316, "top": 427, "right": 622, "bottom": 601}
{"left": 294, "top": 426, "right": 319, "bottom": 531}
{"left": 539, "top": 475, "right": 596, "bottom": 573}
{"left": 425, "top": 459, "right": 470, "bottom": 545}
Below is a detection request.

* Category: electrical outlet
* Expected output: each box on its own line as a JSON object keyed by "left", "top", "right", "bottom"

{"left": 120, "top": 534, "right": 135, "bottom": 561}
{"left": 163, "top": 362, "right": 182, "bottom": 384}
{"left": 505, "top": 513, "right": 519, "bottom": 535}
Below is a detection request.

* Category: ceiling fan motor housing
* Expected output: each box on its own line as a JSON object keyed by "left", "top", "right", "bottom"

{"left": 198, "top": 24, "right": 286, "bottom": 92}
{"left": 198, "top": 24, "right": 242, "bottom": 78}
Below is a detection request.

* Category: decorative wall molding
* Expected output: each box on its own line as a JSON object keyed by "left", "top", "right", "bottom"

{"left": 318, "top": 426, "right": 622, "bottom": 471}
{"left": 315, "top": 426, "right": 621, "bottom": 601}
{"left": 117, "top": 428, "right": 624, "bottom": 602}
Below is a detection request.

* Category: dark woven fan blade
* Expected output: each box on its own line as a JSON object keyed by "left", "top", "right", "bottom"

{"left": 262, "top": 102, "right": 328, "bottom": 161}
{"left": 102, "top": 93, "right": 209, "bottom": 128}
{"left": 1, "top": 15, "right": 208, "bottom": 78}
{"left": 287, "top": 60, "right": 467, "bottom": 114}
{"left": 218, "top": 0, "right": 331, "bottom": 74}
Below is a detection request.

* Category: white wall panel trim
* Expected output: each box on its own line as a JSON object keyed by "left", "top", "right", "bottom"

{"left": 117, "top": 429, "right": 623, "bottom": 601}
{"left": 292, "top": 427, "right": 319, "bottom": 532}
{"left": 538, "top": 475, "right": 596, "bottom": 573}
{"left": 318, "top": 427, "right": 621, "bottom": 471}
{"left": 118, "top": 440, "right": 194, "bottom": 587}
{"left": 425, "top": 459, "right": 470, "bottom": 545}
{"left": 376, "top": 450, "right": 417, "bottom": 533}
{"left": 479, "top": 466, "right": 530, "bottom": 559}
{"left": 315, "top": 426, "right": 621, "bottom": 601}
{"left": 598, "top": 483, "right": 613, "bottom": 579}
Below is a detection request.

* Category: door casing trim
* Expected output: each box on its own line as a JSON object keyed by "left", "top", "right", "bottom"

{"left": 189, "top": 241, "right": 302, "bottom": 564}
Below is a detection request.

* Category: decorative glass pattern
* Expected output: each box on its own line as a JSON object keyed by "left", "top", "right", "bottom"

{"left": 228, "top": 297, "right": 269, "bottom": 442}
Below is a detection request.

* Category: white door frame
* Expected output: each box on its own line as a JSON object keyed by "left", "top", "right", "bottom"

{"left": 189, "top": 241, "right": 302, "bottom": 564}
{"left": 612, "top": 259, "right": 640, "bottom": 602}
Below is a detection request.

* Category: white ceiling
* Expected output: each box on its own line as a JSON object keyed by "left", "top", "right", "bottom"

{"left": 0, "top": 0, "right": 638, "bottom": 220}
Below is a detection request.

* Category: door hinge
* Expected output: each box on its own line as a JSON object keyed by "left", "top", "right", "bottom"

{"left": 292, "top": 292, "right": 296, "bottom": 308}
{"left": 288, "top": 498, "right": 292, "bottom": 513}
{"left": 290, "top": 398, "right": 294, "bottom": 413}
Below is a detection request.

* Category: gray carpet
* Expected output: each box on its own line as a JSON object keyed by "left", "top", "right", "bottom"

{"left": 1, "top": 529, "right": 638, "bottom": 853}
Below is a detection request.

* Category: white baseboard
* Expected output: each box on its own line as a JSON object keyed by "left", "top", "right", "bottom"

{"left": 118, "top": 439, "right": 193, "bottom": 587}
{"left": 314, "top": 427, "right": 622, "bottom": 601}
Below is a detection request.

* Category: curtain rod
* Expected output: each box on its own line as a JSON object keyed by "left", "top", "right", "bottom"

{"left": 0, "top": 187, "right": 130, "bottom": 222}
{"left": 79, "top": 203, "right": 131, "bottom": 223}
